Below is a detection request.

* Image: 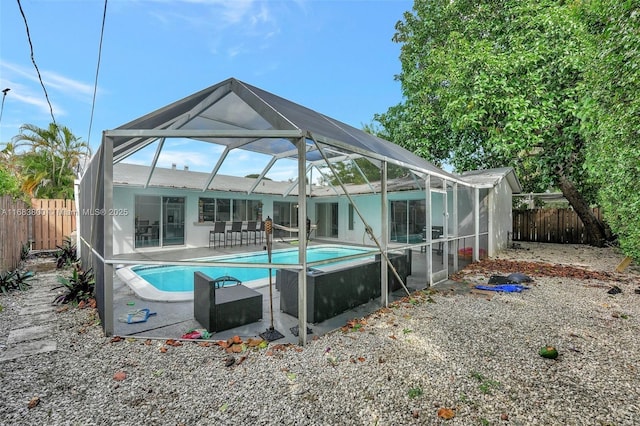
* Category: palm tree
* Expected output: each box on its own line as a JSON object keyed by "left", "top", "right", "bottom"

{"left": 10, "top": 123, "right": 90, "bottom": 198}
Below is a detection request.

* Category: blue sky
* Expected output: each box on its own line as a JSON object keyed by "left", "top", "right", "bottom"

{"left": 1, "top": 0, "right": 413, "bottom": 179}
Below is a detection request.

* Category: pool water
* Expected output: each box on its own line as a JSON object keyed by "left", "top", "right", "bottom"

{"left": 130, "top": 246, "right": 374, "bottom": 292}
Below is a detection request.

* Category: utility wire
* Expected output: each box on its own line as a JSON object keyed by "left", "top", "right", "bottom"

{"left": 16, "top": 0, "right": 57, "bottom": 126}
{"left": 87, "top": 0, "right": 108, "bottom": 147}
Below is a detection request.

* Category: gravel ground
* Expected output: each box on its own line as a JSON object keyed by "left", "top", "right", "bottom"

{"left": 1, "top": 242, "right": 639, "bottom": 425}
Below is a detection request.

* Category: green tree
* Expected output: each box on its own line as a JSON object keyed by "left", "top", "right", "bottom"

{"left": 0, "top": 165, "right": 21, "bottom": 198}
{"left": 377, "top": 0, "right": 608, "bottom": 246}
{"left": 579, "top": 0, "right": 640, "bottom": 259}
{"left": 7, "top": 123, "right": 89, "bottom": 198}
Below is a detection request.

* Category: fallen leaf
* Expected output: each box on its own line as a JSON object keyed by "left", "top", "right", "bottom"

{"left": 231, "top": 344, "right": 245, "bottom": 353}
{"left": 219, "top": 402, "right": 229, "bottom": 412}
{"left": 358, "top": 357, "right": 366, "bottom": 362}
{"left": 159, "top": 346, "right": 168, "bottom": 353}
{"left": 389, "top": 335, "right": 397, "bottom": 340}
{"left": 236, "top": 355, "right": 247, "bottom": 366}
{"left": 246, "top": 338, "right": 263, "bottom": 347}
{"left": 27, "top": 396, "right": 40, "bottom": 409}
{"left": 113, "top": 371, "right": 127, "bottom": 381}
{"left": 110, "top": 336, "right": 123, "bottom": 343}
{"left": 165, "top": 339, "right": 182, "bottom": 347}
{"left": 197, "top": 341, "right": 211, "bottom": 347}
{"left": 437, "top": 408, "right": 455, "bottom": 420}
{"left": 144, "top": 339, "right": 152, "bottom": 346}
{"left": 231, "top": 335, "right": 243, "bottom": 344}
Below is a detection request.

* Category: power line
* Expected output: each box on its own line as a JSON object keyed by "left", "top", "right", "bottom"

{"left": 16, "top": 0, "right": 57, "bottom": 126}
{"left": 87, "top": 0, "right": 108, "bottom": 147}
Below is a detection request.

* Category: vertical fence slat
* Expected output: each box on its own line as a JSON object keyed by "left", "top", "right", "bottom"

{"left": 0, "top": 196, "right": 30, "bottom": 272}
{"left": 512, "top": 207, "right": 602, "bottom": 244}
{"left": 30, "top": 198, "right": 77, "bottom": 250}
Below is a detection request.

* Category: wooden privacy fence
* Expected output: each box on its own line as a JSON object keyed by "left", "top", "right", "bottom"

{"left": 512, "top": 207, "right": 603, "bottom": 244}
{"left": 0, "top": 196, "right": 30, "bottom": 272}
{"left": 30, "top": 198, "right": 77, "bottom": 250}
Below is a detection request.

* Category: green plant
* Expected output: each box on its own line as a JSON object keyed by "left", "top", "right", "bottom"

{"left": 0, "top": 269, "right": 33, "bottom": 294}
{"left": 0, "top": 270, "right": 17, "bottom": 294}
{"left": 470, "top": 371, "right": 501, "bottom": 395}
{"left": 12, "top": 270, "right": 34, "bottom": 291}
{"left": 20, "top": 243, "right": 31, "bottom": 262}
{"left": 52, "top": 265, "right": 95, "bottom": 305}
{"left": 408, "top": 387, "right": 423, "bottom": 398}
{"left": 55, "top": 236, "right": 78, "bottom": 269}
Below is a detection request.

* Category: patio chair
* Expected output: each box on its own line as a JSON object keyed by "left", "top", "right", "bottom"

{"left": 209, "top": 221, "right": 226, "bottom": 248}
{"left": 212, "top": 275, "right": 242, "bottom": 289}
{"left": 257, "top": 221, "right": 265, "bottom": 244}
{"left": 242, "top": 221, "right": 258, "bottom": 245}
{"left": 226, "top": 221, "right": 243, "bottom": 246}
{"left": 194, "top": 272, "right": 262, "bottom": 332}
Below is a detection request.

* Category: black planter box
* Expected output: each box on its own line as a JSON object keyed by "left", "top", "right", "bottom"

{"left": 277, "top": 250, "right": 411, "bottom": 323}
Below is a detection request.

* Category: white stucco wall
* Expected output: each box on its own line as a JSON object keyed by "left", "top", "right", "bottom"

{"left": 112, "top": 186, "right": 282, "bottom": 255}
{"left": 488, "top": 177, "right": 513, "bottom": 256}
{"left": 112, "top": 183, "right": 513, "bottom": 257}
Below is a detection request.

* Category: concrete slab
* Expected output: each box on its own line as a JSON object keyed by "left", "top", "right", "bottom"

{"left": 21, "top": 296, "right": 55, "bottom": 307}
{"left": 12, "top": 312, "right": 56, "bottom": 329}
{"left": 0, "top": 340, "right": 57, "bottom": 363}
{"left": 19, "top": 305, "right": 56, "bottom": 315}
{"left": 7, "top": 324, "right": 57, "bottom": 344}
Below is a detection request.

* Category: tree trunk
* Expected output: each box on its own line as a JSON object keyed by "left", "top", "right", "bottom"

{"left": 557, "top": 175, "right": 607, "bottom": 247}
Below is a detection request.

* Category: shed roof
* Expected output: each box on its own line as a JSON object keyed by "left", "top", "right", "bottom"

{"left": 460, "top": 167, "right": 522, "bottom": 193}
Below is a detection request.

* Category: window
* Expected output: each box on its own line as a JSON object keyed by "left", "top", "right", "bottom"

{"left": 232, "top": 199, "right": 263, "bottom": 221}
{"left": 197, "top": 197, "right": 230, "bottom": 222}
{"left": 348, "top": 204, "right": 354, "bottom": 230}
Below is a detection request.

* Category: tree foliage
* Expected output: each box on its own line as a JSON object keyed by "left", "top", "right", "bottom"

{"left": 376, "top": 0, "right": 608, "bottom": 246}
{"left": 578, "top": 0, "right": 640, "bottom": 260}
{"left": 2, "top": 123, "right": 90, "bottom": 199}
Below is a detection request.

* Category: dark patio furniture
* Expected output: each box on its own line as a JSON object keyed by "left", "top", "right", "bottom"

{"left": 226, "top": 221, "right": 243, "bottom": 246}
{"left": 242, "top": 221, "right": 258, "bottom": 245}
{"left": 209, "top": 221, "right": 226, "bottom": 248}
{"left": 193, "top": 272, "right": 263, "bottom": 332}
{"left": 277, "top": 250, "right": 411, "bottom": 323}
{"left": 212, "top": 275, "right": 242, "bottom": 288}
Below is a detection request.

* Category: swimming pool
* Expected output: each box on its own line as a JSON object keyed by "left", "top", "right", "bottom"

{"left": 116, "top": 245, "right": 376, "bottom": 302}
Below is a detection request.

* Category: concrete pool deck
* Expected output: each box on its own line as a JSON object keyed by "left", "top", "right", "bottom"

{"left": 111, "top": 240, "right": 432, "bottom": 344}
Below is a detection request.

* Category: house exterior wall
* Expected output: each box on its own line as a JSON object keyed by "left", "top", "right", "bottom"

{"left": 112, "top": 185, "right": 287, "bottom": 255}
{"left": 488, "top": 177, "right": 513, "bottom": 256}
{"left": 112, "top": 184, "right": 512, "bottom": 256}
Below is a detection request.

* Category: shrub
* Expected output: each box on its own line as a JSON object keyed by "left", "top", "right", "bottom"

{"left": 52, "top": 264, "right": 95, "bottom": 305}
{"left": 55, "top": 237, "right": 78, "bottom": 269}
{"left": 0, "top": 269, "right": 34, "bottom": 294}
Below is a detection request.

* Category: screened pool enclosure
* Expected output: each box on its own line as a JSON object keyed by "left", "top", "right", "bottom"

{"left": 79, "top": 78, "right": 520, "bottom": 345}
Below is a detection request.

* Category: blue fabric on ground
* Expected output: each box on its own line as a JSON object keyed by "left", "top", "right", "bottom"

{"left": 474, "top": 284, "right": 530, "bottom": 293}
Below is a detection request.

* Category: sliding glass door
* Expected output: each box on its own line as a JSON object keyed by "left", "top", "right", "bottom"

{"left": 316, "top": 202, "right": 338, "bottom": 238}
{"left": 134, "top": 195, "right": 184, "bottom": 248}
